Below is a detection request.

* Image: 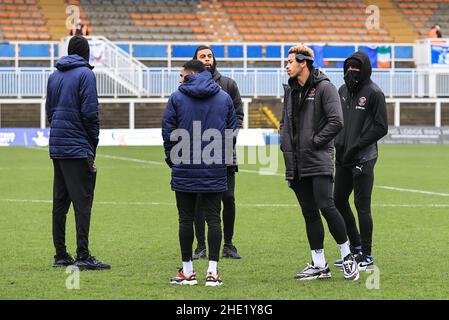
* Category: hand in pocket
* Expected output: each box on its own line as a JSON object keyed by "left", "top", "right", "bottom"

{"left": 87, "top": 157, "right": 97, "bottom": 173}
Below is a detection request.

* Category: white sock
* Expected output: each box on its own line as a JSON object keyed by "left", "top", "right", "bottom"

{"left": 183, "top": 260, "right": 193, "bottom": 275}
{"left": 339, "top": 241, "right": 351, "bottom": 260}
{"left": 207, "top": 260, "right": 218, "bottom": 275}
{"left": 311, "top": 249, "right": 326, "bottom": 268}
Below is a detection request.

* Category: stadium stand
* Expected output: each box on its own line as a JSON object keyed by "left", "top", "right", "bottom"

{"left": 201, "top": 0, "right": 394, "bottom": 42}
{"left": 394, "top": 0, "right": 449, "bottom": 38}
{"left": 0, "top": 0, "right": 90, "bottom": 41}
{"left": 2, "top": 0, "right": 448, "bottom": 42}
{"left": 82, "top": 0, "right": 201, "bottom": 41}
{"left": 0, "top": 0, "right": 50, "bottom": 41}
{"left": 40, "top": 0, "right": 90, "bottom": 40}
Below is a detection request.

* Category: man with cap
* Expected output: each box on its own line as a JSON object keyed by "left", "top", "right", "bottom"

{"left": 46, "top": 35, "right": 110, "bottom": 270}
{"left": 191, "top": 45, "right": 244, "bottom": 260}
{"left": 333, "top": 51, "right": 388, "bottom": 271}
{"left": 281, "top": 44, "right": 359, "bottom": 281}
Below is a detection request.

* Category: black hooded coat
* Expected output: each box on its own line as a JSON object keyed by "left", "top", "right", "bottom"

{"left": 335, "top": 51, "right": 388, "bottom": 167}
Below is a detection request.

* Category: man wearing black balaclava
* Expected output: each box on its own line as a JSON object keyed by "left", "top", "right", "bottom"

{"left": 333, "top": 51, "right": 388, "bottom": 272}
{"left": 191, "top": 46, "right": 244, "bottom": 260}
{"left": 46, "top": 35, "right": 110, "bottom": 270}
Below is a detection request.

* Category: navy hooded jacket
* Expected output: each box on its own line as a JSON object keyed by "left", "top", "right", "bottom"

{"left": 46, "top": 54, "right": 99, "bottom": 159}
{"left": 162, "top": 71, "right": 237, "bottom": 193}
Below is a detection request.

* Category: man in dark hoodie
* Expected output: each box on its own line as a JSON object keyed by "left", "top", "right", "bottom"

{"left": 162, "top": 60, "right": 236, "bottom": 286}
{"left": 333, "top": 51, "right": 388, "bottom": 271}
{"left": 281, "top": 44, "right": 359, "bottom": 281}
{"left": 191, "top": 45, "right": 244, "bottom": 260}
{"left": 46, "top": 35, "right": 110, "bottom": 270}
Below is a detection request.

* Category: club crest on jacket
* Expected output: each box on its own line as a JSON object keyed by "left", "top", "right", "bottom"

{"left": 308, "top": 88, "right": 317, "bottom": 97}
{"left": 358, "top": 96, "right": 367, "bottom": 106}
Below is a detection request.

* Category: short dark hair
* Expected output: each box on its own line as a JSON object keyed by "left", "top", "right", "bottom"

{"left": 193, "top": 45, "right": 212, "bottom": 59}
{"left": 182, "top": 59, "right": 206, "bottom": 73}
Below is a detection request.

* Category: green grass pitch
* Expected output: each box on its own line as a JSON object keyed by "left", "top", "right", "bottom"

{"left": 1, "top": 145, "right": 449, "bottom": 299}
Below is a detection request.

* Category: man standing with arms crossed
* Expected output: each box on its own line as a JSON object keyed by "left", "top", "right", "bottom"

{"left": 333, "top": 51, "right": 388, "bottom": 271}
{"left": 281, "top": 44, "right": 359, "bottom": 281}
{"left": 46, "top": 35, "right": 110, "bottom": 270}
{"left": 191, "top": 46, "right": 244, "bottom": 260}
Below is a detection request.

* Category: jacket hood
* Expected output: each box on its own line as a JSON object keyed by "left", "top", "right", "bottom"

{"left": 344, "top": 51, "right": 372, "bottom": 83}
{"left": 55, "top": 54, "right": 93, "bottom": 72}
{"left": 212, "top": 69, "right": 221, "bottom": 82}
{"left": 287, "top": 68, "right": 329, "bottom": 88}
{"left": 179, "top": 71, "right": 221, "bottom": 98}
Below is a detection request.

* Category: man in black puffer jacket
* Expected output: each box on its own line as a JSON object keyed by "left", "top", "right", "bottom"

{"left": 281, "top": 44, "right": 359, "bottom": 281}
{"left": 333, "top": 51, "right": 388, "bottom": 271}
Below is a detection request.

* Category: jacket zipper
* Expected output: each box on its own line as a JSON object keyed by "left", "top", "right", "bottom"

{"left": 342, "top": 91, "right": 355, "bottom": 159}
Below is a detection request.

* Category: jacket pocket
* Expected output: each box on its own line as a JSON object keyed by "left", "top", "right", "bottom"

{"left": 311, "top": 131, "right": 324, "bottom": 150}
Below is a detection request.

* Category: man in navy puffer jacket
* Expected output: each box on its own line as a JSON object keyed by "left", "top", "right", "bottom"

{"left": 46, "top": 35, "right": 109, "bottom": 270}
{"left": 162, "top": 60, "right": 236, "bottom": 287}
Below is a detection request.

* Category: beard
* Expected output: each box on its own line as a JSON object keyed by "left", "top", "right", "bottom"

{"left": 206, "top": 62, "right": 216, "bottom": 75}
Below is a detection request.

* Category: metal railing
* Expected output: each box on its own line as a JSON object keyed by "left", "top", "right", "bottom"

{"left": 0, "top": 40, "right": 415, "bottom": 70}
{"left": 1, "top": 68, "right": 449, "bottom": 98}
{"left": 60, "top": 36, "right": 148, "bottom": 96}
{"left": 142, "top": 68, "right": 447, "bottom": 98}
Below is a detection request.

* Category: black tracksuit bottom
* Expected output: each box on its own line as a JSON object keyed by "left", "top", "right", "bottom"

{"left": 52, "top": 157, "right": 96, "bottom": 259}
{"left": 334, "top": 158, "right": 376, "bottom": 256}
{"left": 175, "top": 191, "right": 222, "bottom": 262}
{"left": 194, "top": 170, "right": 235, "bottom": 247}
{"left": 290, "top": 175, "right": 348, "bottom": 250}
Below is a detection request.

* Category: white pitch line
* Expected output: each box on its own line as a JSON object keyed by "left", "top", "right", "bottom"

{"left": 26, "top": 149, "right": 449, "bottom": 198}
{"left": 96, "top": 154, "right": 164, "bottom": 166}
{"left": 98, "top": 154, "right": 287, "bottom": 176}
{"left": 2, "top": 198, "right": 449, "bottom": 208}
{"left": 238, "top": 169, "right": 284, "bottom": 177}
{"left": 0, "top": 198, "right": 174, "bottom": 206}
{"left": 377, "top": 186, "right": 449, "bottom": 197}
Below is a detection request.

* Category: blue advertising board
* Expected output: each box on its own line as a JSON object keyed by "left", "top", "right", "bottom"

{"left": 0, "top": 129, "right": 50, "bottom": 147}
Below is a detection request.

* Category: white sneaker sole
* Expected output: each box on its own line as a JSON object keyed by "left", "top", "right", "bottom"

{"left": 298, "top": 273, "right": 332, "bottom": 281}
{"left": 344, "top": 271, "right": 360, "bottom": 281}
{"left": 205, "top": 281, "right": 223, "bottom": 287}
{"left": 358, "top": 263, "right": 374, "bottom": 272}
{"left": 170, "top": 279, "right": 198, "bottom": 286}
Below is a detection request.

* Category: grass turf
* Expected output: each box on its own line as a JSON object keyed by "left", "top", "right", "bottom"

{"left": 1, "top": 145, "right": 449, "bottom": 299}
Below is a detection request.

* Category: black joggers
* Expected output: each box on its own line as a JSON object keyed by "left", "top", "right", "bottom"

{"left": 290, "top": 175, "right": 348, "bottom": 250}
{"left": 175, "top": 191, "right": 222, "bottom": 262}
{"left": 334, "top": 158, "right": 377, "bottom": 256}
{"left": 194, "top": 170, "right": 236, "bottom": 247}
{"left": 52, "top": 157, "right": 96, "bottom": 259}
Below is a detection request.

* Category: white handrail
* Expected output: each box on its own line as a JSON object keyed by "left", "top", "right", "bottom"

{"left": 2, "top": 68, "right": 449, "bottom": 98}
{"left": 60, "top": 36, "right": 147, "bottom": 96}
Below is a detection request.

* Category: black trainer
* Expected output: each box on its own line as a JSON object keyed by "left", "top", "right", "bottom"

{"left": 192, "top": 246, "right": 207, "bottom": 260}
{"left": 334, "top": 246, "right": 362, "bottom": 267}
{"left": 355, "top": 253, "right": 374, "bottom": 271}
{"left": 74, "top": 256, "right": 111, "bottom": 271}
{"left": 53, "top": 254, "right": 75, "bottom": 268}
{"left": 222, "top": 244, "right": 242, "bottom": 259}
